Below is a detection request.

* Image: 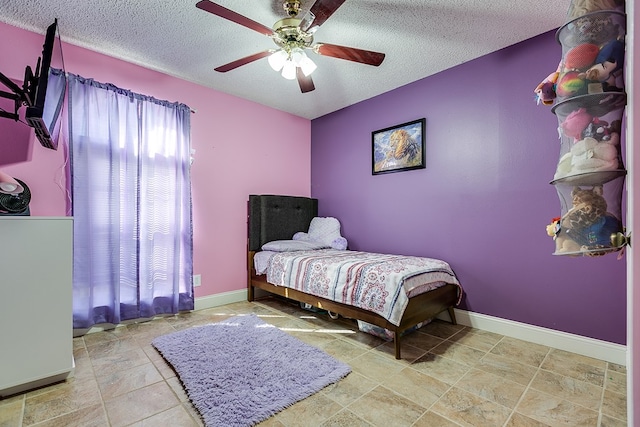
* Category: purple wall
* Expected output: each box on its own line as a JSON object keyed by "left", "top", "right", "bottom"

{"left": 311, "top": 30, "right": 627, "bottom": 345}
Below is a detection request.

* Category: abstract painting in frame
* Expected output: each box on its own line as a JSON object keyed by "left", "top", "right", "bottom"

{"left": 372, "top": 118, "right": 426, "bottom": 175}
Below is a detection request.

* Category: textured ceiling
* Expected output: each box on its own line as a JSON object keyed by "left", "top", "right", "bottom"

{"left": 0, "top": 0, "right": 570, "bottom": 119}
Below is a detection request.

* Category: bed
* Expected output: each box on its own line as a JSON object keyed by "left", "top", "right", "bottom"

{"left": 247, "top": 194, "right": 462, "bottom": 359}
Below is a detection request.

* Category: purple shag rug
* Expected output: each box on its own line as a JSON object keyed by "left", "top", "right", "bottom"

{"left": 152, "top": 314, "right": 351, "bottom": 427}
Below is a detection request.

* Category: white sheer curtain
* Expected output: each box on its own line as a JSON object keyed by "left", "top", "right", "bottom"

{"left": 67, "top": 73, "right": 193, "bottom": 329}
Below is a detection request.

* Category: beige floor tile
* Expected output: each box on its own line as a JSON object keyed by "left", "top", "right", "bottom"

{"left": 455, "top": 368, "right": 526, "bottom": 409}
{"left": 348, "top": 385, "right": 426, "bottom": 427}
{"left": 181, "top": 402, "right": 204, "bottom": 426}
{"left": 151, "top": 354, "right": 178, "bottom": 380}
{"left": 490, "top": 337, "right": 550, "bottom": 368}
{"left": 22, "top": 376, "right": 102, "bottom": 425}
{"left": 475, "top": 353, "right": 538, "bottom": 386}
{"left": 81, "top": 329, "right": 123, "bottom": 348}
{"left": 420, "top": 319, "right": 466, "bottom": 339}
{"left": 375, "top": 340, "right": 427, "bottom": 362}
{"left": 340, "top": 329, "right": 387, "bottom": 351}
{"left": 320, "top": 409, "right": 373, "bottom": 426}
{"left": 257, "top": 415, "right": 287, "bottom": 427}
{"left": 322, "top": 372, "right": 377, "bottom": 407}
{"left": 599, "top": 413, "right": 628, "bottom": 427}
{"left": 607, "top": 362, "right": 626, "bottom": 374}
{"left": 601, "top": 388, "right": 627, "bottom": 422}
{"left": 322, "top": 338, "right": 372, "bottom": 363}
{"left": 397, "top": 330, "right": 444, "bottom": 352}
{"left": 287, "top": 330, "right": 343, "bottom": 349}
{"left": 349, "top": 351, "right": 405, "bottom": 383}
{"left": 410, "top": 352, "right": 470, "bottom": 385}
{"left": 605, "top": 369, "right": 627, "bottom": 395}
{"left": 275, "top": 392, "right": 343, "bottom": 427}
{"left": 96, "top": 361, "right": 163, "bottom": 400}
{"left": 505, "top": 412, "right": 552, "bottom": 426}
{"left": 430, "top": 340, "right": 487, "bottom": 366}
{"left": 430, "top": 386, "right": 512, "bottom": 427}
{"left": 135, "top": 404, "right": 200, "bottom": 426}
{"left": 166, "top": 376, "right": 190, "bottom": 402}
{"left": 529, "top": 369, "right": 603, "bottom": 410}
{"left": 25, "top": 402, "right": 108, "bottom": 427}
{"left": 0, "top": 397, "right": 24, "bottom": 427}
{"left": 85, "top": 335, "right": 141, "bottom": 358}
{"left": 380, "top": 366, "right": 450, "bottom": 408}
{"left": 413, "top": 411, "right": 461, "bottom": 427}
{"left": 447, "top": 328, "right": 503, "bottom": 352}
{"left": 541, "top": 349, "right": 606, "bottom": 387}
{"left": 89, "top": 347, "right": 152, "bottom": 377}
{"left": 103, "top": 381, "right": 180, "bottom": 427}
{"left": 515, "top": 388, "right": 599, "bottom": 426}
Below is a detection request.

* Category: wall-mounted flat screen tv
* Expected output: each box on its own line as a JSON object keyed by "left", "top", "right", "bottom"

{"left": 24, "top": 19, "right": 66, "bottom": 150}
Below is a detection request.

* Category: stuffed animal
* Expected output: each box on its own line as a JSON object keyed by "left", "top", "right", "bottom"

{"left": 554, "top": 135, "right": 620, "bottom": 180}
{"left": 534, "top": 71, "right": 559, "bottom": 105}
{"left": 581, "top": 39, "right": 625, "bottom": 91}
{"left": 564, "top": 43, "right": 600, "bottom": 70}
{"left": 556, "top": 185, "right": 622, "bottom": 254}
{"left": 560, "top": 108, "right": 592, "bottom": 141}
{"left": 583, "top": 118, "right": 621, "bottom": 141}
{"left": 566, "top": 0, "right": 623, "bottom": 20}
{"left": 293, "top": 216, "right": 348, "bottom": 250}
{"left": 554, "top": 229, "right": 583, "bottom": 254}
{"left": 547, "top": 217, "right": 561, "bottom": 237}
{"left": 567, "top": 14, "right": 623, "bottom": 47}
{"left": 556, "top": 71, "right": 587, "bottom": 98}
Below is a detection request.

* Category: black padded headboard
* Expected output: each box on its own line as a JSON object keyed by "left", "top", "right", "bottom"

{"left": 248, "top": 194, "right": 318, "bottom": 251}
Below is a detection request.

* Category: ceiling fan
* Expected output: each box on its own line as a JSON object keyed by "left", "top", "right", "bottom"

{"left": 195, "top": 0, "right": 386, "bottom": 93}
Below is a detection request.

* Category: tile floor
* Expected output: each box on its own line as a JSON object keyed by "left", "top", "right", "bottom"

{"left": 0, "top": 297, "right": 628, "bottom": 427}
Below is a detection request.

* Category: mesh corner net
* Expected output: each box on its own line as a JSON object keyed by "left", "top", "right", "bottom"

{"left": 548, "top": 3, "right": 627, "bottom": 256}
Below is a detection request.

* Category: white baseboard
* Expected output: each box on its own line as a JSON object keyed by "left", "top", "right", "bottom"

{"left": 194, "top": 289, "right": 247, "bottom": 311}
{"left": 446, "top": 309, "right": 626, "bottom": 366}
{"left": 194, "top": 292, "right": 626, "bottom": 366}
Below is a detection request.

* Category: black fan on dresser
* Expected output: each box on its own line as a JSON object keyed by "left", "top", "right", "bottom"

{"left": 0, "top": 177, "right": 31, "bottom": 215}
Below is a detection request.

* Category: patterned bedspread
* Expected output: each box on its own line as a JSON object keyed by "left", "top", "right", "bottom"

{"left": 265, "top": 249, "right": 461, "bottom": 326}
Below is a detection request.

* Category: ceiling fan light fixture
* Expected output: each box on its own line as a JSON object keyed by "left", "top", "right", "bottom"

{"left": 281, "top": 60, "right": 297, "bottom": 80}
{"left": 299, "top": 56, "right": 317, "bottom": 76}
{"left": 268, "top": 49, "right": 288, "bottom": 71}
{"left": 290, "top": 47, "right": 306, "bottom": 65}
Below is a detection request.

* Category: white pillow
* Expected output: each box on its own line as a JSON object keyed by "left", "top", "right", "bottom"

{"left": 261, "top": 240, "right": 329, "bottom": 252}
{"left": 308, "top": 217, "right": 343, "bottom": 247}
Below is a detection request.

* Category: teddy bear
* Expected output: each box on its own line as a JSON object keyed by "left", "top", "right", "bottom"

{"left": 554, "top": 185, "right": 622, "bottom": 255}
{"left": 293, "top": 216, "right": 348, "bottom": 250}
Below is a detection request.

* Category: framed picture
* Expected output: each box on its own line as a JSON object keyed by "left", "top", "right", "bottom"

{"left": 372, "top": 118, "right": 426, "bottom": 175}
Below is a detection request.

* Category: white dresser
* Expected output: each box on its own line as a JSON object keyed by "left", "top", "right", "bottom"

{"left": 0, "top": 217, "right": 74, "bottom": 397}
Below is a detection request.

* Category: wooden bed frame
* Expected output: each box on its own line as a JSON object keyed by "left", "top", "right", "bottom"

{"left": 246, "top": 194, "right": 460, "bottom": 359}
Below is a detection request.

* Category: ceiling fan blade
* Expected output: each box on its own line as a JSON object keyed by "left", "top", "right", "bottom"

{"left": 296, "top": 68, "right": 315, "bottom": 93}
{"left": 214, "top": 51, "right": 273, "bottom": 72}
{"left": 196, "top": 0, "right": 274, "bottom": 36}
{"left": 315, "top": 43, "right": 385, "bottom": 66}
{"left": 307, "top": 0, "right": 347, "bottom": 29}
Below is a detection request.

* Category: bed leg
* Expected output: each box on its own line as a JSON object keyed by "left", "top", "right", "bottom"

{"left": 447, "top": 307, "right": 457, "bottom": 325}
{"left": 248, "top": 284, "right": 254, "bottom": 302}
{"left": 394, "top": 334, "right": 401, "bottom": 360}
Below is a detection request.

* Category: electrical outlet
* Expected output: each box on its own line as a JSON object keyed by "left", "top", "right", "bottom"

{"left": 193, "top": 274, "right": 201, "bottom": 287}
